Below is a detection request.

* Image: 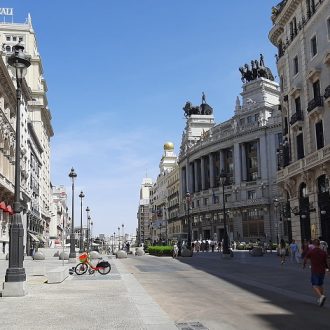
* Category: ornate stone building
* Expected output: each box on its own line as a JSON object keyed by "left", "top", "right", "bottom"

{"left": 178, "top": 70, "right": 282, "bottom": 243}
{"left": 136, "top": 177, "right": 153, "bottom": 245}
{"left": 269, "top": 0, "right": 330, "bottom": 245}
{"left": 0, "top": 14, "right": 54, "bottom": 254}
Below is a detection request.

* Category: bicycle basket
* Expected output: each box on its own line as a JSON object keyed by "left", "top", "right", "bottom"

{"left": 79, "top": 252, "right": 88, "bottom": 262}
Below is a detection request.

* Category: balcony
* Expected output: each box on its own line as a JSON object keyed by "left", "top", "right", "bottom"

{"left": 289, "top": 111, "right": 303, "bottom": 126}
{"left": 307, "top": 96, "right": 324, "bottom": 115}
{"left": 325, "top": 85, "right": 330, "bottom": 103}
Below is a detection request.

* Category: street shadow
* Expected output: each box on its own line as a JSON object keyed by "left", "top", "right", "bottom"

{"left": 175, "top": 251, "right": 330, "bottom": 329}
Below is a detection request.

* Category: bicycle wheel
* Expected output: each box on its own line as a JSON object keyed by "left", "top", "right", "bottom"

{"left": 75, "top": 262, "right": 88, "bottom": 275}
{"left": 98, "top": 264, "right": 111, "bottom": 275}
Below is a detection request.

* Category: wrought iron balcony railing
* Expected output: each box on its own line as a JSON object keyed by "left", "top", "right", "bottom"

{"left": 307, "top": 96, "right": 324, "bottom": 112}
{"left": 289, "top": 111, "right": 303, "bottom": 125}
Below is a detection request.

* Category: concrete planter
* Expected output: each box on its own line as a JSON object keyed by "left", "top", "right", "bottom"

{"left": 33, "top": 251, "right": 45, "bottom": 260}
{"left": 89, "top": 251, "right": 101, "bottom": 259}
{"left": 135, "top": 248, "right": 145, "bottom": 256}
{"left": 59, "top": 252, "right": 69, "bottom": 260}
{"left": 116, "top": 250, "right": 128, "bottom": 259}
{"left": 181, "top": 248, "right": 193, "bottom": 257}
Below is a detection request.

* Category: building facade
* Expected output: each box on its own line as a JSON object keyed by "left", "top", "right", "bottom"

{"left": 136, "top": 177, "right": 153, "bottom": 245}
{"left": 270, "top": 0, "right": 330, "bottom": 245}
{"left": 178, "top": 72, "right": 282, "bottom": 243}
{"left": 0, "top": 14, "right": 54, "bottom": 254}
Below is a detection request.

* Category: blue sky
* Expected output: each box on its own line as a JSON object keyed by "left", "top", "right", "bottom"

{"left": 7, "top": 1, "right": 278, "bottom": 236}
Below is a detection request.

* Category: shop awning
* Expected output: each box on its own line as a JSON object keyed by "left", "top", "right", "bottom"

{"left": 28, "top": 232, "right": 40, "bottom": 242}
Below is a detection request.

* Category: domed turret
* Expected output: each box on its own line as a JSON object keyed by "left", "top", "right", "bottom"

{"left": 164, "top": 142, "right": 174, "bottom": 150}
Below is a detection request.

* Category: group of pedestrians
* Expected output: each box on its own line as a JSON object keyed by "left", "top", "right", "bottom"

{"left": 278, "top": 237, "right": 329, "bottom": 307}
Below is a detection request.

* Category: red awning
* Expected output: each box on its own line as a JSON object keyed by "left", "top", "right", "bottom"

{"left": 5, "top": 205, "right": 13, "bottom": 215}
{"left": 0, "top": 202, "right": 6, "bottom": 211}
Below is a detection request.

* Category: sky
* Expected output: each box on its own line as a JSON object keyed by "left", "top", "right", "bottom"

{"left": 5, "top": 0, "right": 278, "bottom": 237}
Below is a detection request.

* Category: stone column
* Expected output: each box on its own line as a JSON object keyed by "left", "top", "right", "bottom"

{"left": 209, "top": 153, "right": 215, "bottom": 188}
{"left": 234, "top": 143, "right": 241, "bottom": 185}
{"left": 201, "top": 157, "right": 206, "bottom": 191}
{"left": 259, "top": 136, "right": 267, "bottom": 180}
{"left": 189, "top": 162, "right": 194, "bottom": 193}
{"left": 241, "top": 143, "right": 247, "bottom": 181}
{"left": 219, "top": 150, "right": 224, "bottom": 171}
{"left": 194, "top": 161, "right": 199, "bottom": 193}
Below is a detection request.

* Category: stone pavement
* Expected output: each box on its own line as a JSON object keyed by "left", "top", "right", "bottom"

{"left": 0, "top": 252, "right": 177, "bottom": 330}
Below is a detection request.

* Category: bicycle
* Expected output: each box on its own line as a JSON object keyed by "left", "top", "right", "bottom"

{"left": 75, "top": 252, "right": 111, "bottom": 275}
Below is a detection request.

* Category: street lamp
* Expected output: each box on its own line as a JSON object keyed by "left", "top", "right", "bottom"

{"left": 90, "top": 220, "right": 93, "bottom": 249}
{"left": 273, "top": 198, "right": 281, "bottom": 244}
{"left": 219, "top": 169, "right": 230, "bottom": 255}
{"left": 112, "top": 232, "right": 115, "bottom": 253}
{"left": 86, "top": 206, "right": 90, "bottom": 251}
{"left": 68, "top": 168, "right": 77, "bottom": 260}
{"left": 185, "top": 192, "right": 192, "bottom": 249}
{"left": 79, "top": 191, "right": 85, "bottom": 253}
{"left": 117, "top": 226, "right": 120, "bottom": 250}
{"left": 122, "top": 224, "right": 124, "bottom": 249}
{"left": 4, "top": 42, "right": 31, "bottom": 296}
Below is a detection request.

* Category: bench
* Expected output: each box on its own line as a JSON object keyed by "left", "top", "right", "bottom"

{"left": 46, "top": 266, "right": 69, "bottom": 284}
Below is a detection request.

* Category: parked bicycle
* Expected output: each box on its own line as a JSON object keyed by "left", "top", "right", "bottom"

{"left": 75, "top": 252, "right": 111, "bottom": 275}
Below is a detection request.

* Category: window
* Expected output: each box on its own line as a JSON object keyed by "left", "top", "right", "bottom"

{"left": 316, "top": 121, "right": 324, "bottom": 150}
{"left": 6, "top": 36, "right": 10, "bottom": 41}
{"left": 328, "top": 18, "right": 330, "bottom": 40}
{"left": 225, "top": 194, "right": 231, "bottom": 202}
{"left": 242, "top": 209, "right": 264, "bottom": 238}
{"left": 293, "top": 56, "right": 299, "bottom": 75}
{"left": 311, "top": 36, "right": 317, "bottom": 57}
{"left": 204, "top": 198, "right": 208, "bottom": 206}
{"left": 295, "top": 96, "right": 301, "bottom": 113}
{"left": 297, "top": 134, "right": 305, "bottom": 160}
{"left": 13, "top": 36, "right": 17, "bottom": 41}
{"left": 246, "top": 141, "right": 258, "bottom": 181}
{"left": 19, "top": 37, "right": 23, "bottom": 42}
{"left": 247, "top": 190, "right": 256, "bottom": 200}
{"left": 313, "top": 80, "right": 321, "bottom": 99}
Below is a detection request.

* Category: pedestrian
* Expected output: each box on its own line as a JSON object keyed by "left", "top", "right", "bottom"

{"left": 279, "top": 239, "right": 287, "bottom": 265}
{"left": 303, "top": 239, "right": 329, "bottom": 307}
{"left": 195, "top": 241, "right": 200, "bottom": 253}
{"left": 211, "top": 241, "right": 215, "bottom": 252}
{"left": 301, "top": 239, "right": 309, "bottom": 259}
{"left": 218, "top": 241, "right": 222, "bottom": 252}
{"left": 173, "top": 243, "right": 179, "bottom": 258}
{"left": 289, "top": 239, "right": 300, "bottom": 263}
{"left": 205, "top": 240, "right": 209, "bottom": 252}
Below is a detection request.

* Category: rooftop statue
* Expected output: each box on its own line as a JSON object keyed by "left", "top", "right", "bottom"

{"left": 183, "top": 93, "right": 213, "bottom": 117}
{"left": 239, "top": 54, "right": 274, "bottom": 83}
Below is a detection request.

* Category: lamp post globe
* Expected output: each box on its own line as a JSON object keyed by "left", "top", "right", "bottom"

{"left": 185, "top": 192, "right": 192, "bottom": 250}
{"left": 68, "top": 168, "right": 77, "bottom": 260}
{"left": 219, "top": 169, "right": 230, "bottom": 255}
{"left": 4, "top": 43, "right": 31, "bottom": 296}
{"left": 79, "top": 191, "right": 85, "bottom": 252}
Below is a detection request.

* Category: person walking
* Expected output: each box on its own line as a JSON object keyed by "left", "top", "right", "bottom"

{"left": 279, "top": 239, "right": 287, "bottom": 265}
{"left": 289, "top": 239, "right": 300, "bottom": 263}
{"left": 303, "top": 239, "right": 329, "bottom": 307}
{"left": 301, "top": 239, "right": 309, "bottom": 259}
{"left": 173, "top": 243, "right": 179, "bottom": 258}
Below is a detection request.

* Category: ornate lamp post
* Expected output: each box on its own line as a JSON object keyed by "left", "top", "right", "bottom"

{"left": 86, "top": 206, "right": 90, "bottom": 251}
{"left": 68, "top": 168, "right": 77, "bottom": 260}
{"left": 122, "top": 224, "right": 124, "bottom": 249}
{"left": 90, "top": 220, "right": 94, "bottom": 249}
{"left": 273, "top": 198, "right": 281, "bottom": 244}
{"left": 185, "top": 192, "right": 192, "bottom": 249}
{"left": 4, "top": 43, "right": 31, "bottom": 296}
{"left": 117, "top": 226, "right": 120, "bottom": 250}
{"left": 79, "top": 191, "right": 85, "bottom": 252}
{"left": 219, "top": 169, "right": 230, "bottom": 255}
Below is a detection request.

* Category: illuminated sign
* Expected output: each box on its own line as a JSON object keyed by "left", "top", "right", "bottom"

{"left": 0, "top": 8, "right": 13, "bottom": 16}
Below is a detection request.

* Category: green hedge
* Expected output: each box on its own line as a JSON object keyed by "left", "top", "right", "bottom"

{"left": 148, "top": 245, "right": 173, "bottom": 256}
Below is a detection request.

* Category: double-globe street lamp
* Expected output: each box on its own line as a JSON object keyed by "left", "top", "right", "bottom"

{"left": 68, "top": 168, "right": 77, "bottom": 260}
{"left": 4, "top": 43, "right": 31, "bottom": 296}
{"left": 219, "top": 169, "right": 230, "bottom": 255}
{"left": 185, "top": 192, "right": 192, "bottom": 250}
{"left": 79, "top": 191, "right": 85, "bottom": 253}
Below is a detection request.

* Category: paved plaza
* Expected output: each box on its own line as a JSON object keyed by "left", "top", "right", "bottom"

{"left": 0, "top": 250, "right": 330, "bottom": 329}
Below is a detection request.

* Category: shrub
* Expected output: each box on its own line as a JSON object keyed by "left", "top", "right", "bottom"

{"left": 148, "top": 245, "right": 173, "bottom": 256}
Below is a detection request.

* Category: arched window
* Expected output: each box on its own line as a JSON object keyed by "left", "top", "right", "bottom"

{"left": 317, "top": 175, "right": 329, "bottom": 194}
{"left": 5, "top": 45, "right": 11, "bottom": 52}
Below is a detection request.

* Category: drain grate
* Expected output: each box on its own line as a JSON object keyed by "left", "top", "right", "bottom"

{"left": 175, "top": 322, "right": 209, "bottom": 330}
